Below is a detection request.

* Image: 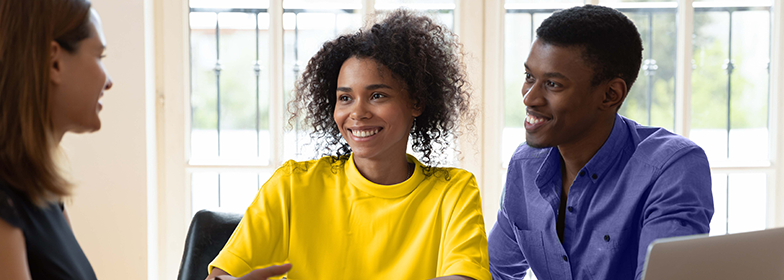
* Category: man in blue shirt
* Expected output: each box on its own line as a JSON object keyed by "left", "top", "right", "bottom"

{"left": 488, "top": 5, "right": 714, "bottom": 280}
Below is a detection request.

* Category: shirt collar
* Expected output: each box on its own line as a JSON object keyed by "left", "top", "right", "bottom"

{"left": 581, "top": 114, "right": 629, "bottom": 184}
{"left": 346, "top": 153, "right": 425, "bottom": 199}
{"left": 535, "top": 114, "right": 630, "bottom": 187}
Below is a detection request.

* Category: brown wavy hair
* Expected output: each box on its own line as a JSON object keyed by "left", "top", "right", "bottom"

{"left": 0, "top": 0, "right": 93, "bottom": 205}
{"left": 288, "top": 9, "right": 474, "bottom": 171}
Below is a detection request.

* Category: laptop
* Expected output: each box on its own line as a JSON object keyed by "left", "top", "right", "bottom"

{"left": 641, "top": 227, "right": 784, "bottom": 280}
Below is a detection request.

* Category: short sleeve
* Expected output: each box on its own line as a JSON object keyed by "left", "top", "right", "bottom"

{"left": 208, "top": 162, "right": 293, "bottom": 277}
{"left": 0, "top": 184, "right": 23, "bottom": 229}
{"left": 439, "top": 174, "right": 491, "bottom": 280}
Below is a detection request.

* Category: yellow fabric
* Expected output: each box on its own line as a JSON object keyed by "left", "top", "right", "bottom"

{"left": 208, "top": 154, "right": 490, "bottom": 280}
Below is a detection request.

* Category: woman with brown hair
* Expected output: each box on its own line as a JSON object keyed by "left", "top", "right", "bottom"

{"left": 0, "top": 0, "right": 113, "bottom": 278}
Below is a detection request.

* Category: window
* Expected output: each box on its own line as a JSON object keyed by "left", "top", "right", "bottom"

{"left": 189, "top": 2, "right": 273, "bottom": 214}
{"left": 184, "top": 0, "right": 777, "bottom": 234}
{"left": 689, "top": 2, "right": 772, "bottom": 234}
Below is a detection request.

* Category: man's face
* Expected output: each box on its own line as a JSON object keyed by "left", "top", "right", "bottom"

{"left": 521, "top": 39, "right": 606, "bottom": 148}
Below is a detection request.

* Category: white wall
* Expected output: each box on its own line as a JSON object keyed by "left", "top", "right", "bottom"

{"left": 60, "top": 0, "right": 157, "bottom": 279}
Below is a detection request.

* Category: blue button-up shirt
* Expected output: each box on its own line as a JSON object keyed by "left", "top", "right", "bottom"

{"left": 489, "top": 114, "right": 714, "bottom": 280}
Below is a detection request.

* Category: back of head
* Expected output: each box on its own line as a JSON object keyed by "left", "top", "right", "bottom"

{"left": 536, "top": 5, "right": 643, "bottom": 91}
{"left": 0, "top": 0, "right": 92, "bottom": 205}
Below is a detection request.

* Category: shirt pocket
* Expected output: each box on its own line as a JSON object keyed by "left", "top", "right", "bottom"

{"left": 512, "top": 227, "right": 552, "bottom": 280}
{"left": 585, "top": 227, "right": 635, "bottom": 279}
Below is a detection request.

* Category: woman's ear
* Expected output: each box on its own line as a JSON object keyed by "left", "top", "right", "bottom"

{"left": 412, "top": 103, "right": 423, "bottom": 117}
{"left": 412, "top": 106, "right": 422, "bottom": 117}
{"left": 602, "top": 77, "right": 628, "bottom": 111}
{"left": 409, "top": 92, "right": 423, "bottom": 117}
{"left": 50, "top": 41, "right": 63, "bottom": 85}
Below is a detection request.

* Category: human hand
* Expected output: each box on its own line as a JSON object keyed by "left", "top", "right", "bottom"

{"left": 215, "top": 264, "right": 292, "bottom": 280}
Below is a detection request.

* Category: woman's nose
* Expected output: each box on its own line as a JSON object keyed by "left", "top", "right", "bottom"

{"left": 104, "top": 76, "right": 113, "bottom": 90}
{"left": 349, "top": 101, "right": 371, "bottom": 120}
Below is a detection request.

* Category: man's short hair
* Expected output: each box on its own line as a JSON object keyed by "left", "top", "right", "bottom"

{"left": 536, "top": 5, "right": 643, "bottom": 91}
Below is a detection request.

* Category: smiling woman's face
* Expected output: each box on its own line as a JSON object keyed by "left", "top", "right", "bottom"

{"left": 49, "top": 9, "right": 113, "bottom": 137}
{"left": 333, "top": 56, "right": 422, "bottom": 162}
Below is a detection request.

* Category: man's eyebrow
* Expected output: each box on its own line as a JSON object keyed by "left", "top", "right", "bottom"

{"left": 523, "top": 63, "right": 568, "bottom": 80}
{"left": 543, "top": 72, "right": 568, "bottom": 79}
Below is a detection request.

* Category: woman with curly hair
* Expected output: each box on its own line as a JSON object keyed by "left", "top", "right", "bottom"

{"left": 206, "top": 9, "right": 488, "bottom": 280}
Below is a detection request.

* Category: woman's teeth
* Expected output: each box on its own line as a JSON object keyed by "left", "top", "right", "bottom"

{"left": 526, "top": 114, "right": 545, "bottom": 124}
{"left": 351, "top": 129, "right": 380, "bottom": 138}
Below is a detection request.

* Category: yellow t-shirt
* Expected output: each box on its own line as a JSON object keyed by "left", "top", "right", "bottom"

{"left": 208, "top": 154, "right": 490, "bottom": 280}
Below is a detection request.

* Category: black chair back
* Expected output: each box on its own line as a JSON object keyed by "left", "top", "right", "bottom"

{"left": 177, "top": 210, "right": 243, "bottom": 280}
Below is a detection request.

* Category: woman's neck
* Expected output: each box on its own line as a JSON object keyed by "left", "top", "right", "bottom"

{"left": 352, "top": 154, "right": 412, "bottom": 185}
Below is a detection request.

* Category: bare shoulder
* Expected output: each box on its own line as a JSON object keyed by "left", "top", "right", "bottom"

{"left": 0, "top": 217, "right": 32, "bottom": 280}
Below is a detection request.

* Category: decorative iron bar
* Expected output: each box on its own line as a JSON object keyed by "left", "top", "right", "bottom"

{"left": 214, "top": 12, "right": 222, "bottom": 156}
{"left": 255, "top": 12, "right": 262, "bottom": 157}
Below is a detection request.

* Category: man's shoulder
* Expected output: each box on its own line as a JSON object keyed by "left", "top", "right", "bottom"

{"left": 510, "top": 142, "right": 552, "bottom": 163}
{"left": 630, "top": 123, "right": 706, "bottom": 168}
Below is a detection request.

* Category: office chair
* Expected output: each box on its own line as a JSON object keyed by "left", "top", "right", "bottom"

{"left": 177, "top": 209, "right": 243, "bottom": 280}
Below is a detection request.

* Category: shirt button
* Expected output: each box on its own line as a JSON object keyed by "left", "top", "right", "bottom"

{"left": 579, "top": 170, "right": 585, "bottom": 176}
{"left": 604, "top": 235, "right": 611, "bottom": 242}
{"left": 591, "top": 174, "right": 598, "bottom": 179}
{"left": 562, "top": 255, "right": 568, "bottom": 262}
{"left": 567, "top": 206, "right": 574, "bottom": 213}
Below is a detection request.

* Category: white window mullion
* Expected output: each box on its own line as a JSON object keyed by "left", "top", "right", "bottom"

{"left": 771, "top": 0, "right": 784, "bottom": 228}
{"left": 159, "top": 0, "right": 190, "bottom": 278}
{"left": 675, "top": 0, "right": 693, "bottom": 137}
{"left": 270, "top": 0, "right": 285, "bottom": 168}
{"left": 482, "top": 0, "right": 505, "bottom": 231}
{"left": 362, "top": 0, "right": 375, "bottom": 21}
{"left": 455, "top": 0, "right": 484, "bottom": 186}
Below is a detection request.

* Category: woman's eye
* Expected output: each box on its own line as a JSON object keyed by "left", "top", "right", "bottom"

{"left": 371, "top": 93, "right": 384, "bottom": 99}
{"left": 339, "top": 95, "right": 350, "bottom": 102}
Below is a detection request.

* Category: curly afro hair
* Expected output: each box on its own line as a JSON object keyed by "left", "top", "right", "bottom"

{"left": 288, "top": 9, "right": 473, "bottom": 169}
{"left": 536, "top": 5, "right": 643, "bottom": 91}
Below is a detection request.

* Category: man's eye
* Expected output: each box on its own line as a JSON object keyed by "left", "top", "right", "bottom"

{"left": 546, "top": 81, "right": 558, "bottom": 88}
{"left": 371, "top": 93, "right": 384, "bottom": 99}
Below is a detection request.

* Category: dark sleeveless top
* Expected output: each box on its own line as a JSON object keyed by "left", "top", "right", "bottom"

{"left": 0, "top": 179, "right": 97, "bottom": 280}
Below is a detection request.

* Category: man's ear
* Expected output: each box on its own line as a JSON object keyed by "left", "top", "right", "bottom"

{"left": 602, "top": 77, "right": 628, "bottom": 111}
{"left": 50, "top": 41, "right": 63, "bottom": 85}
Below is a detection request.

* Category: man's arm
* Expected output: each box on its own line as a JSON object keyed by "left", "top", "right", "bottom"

{"left": 488, "top": 207, "right": 530, "bottom": 280}
{"left": 635, "top": 147, "right": 714, "bottom": 279}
